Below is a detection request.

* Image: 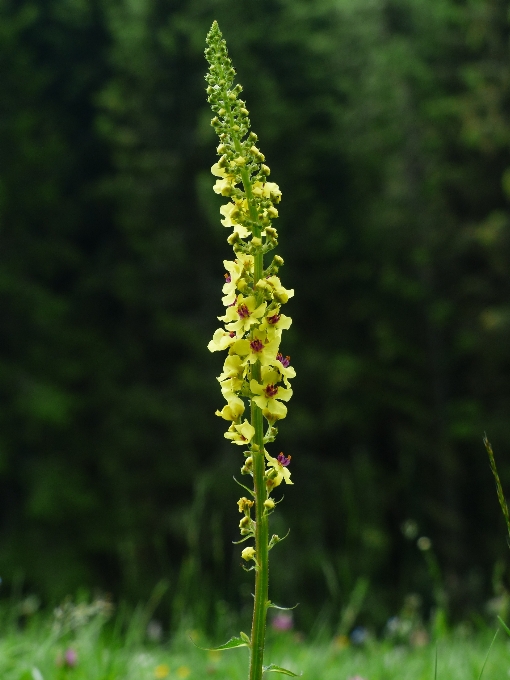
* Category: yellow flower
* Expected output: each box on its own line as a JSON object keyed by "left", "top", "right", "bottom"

{"left": 251, "top": 181, "right": 282, "bottom": 204}
{"left": 219, "top": 294, "right": 267, "bottom": 334}
{"left": 225, "top": 419, "right": 256, "bottom": 445}
{"left": 230, "top": 332, "right": 281, "bottom": 368}
{"left": 219, "top": 376, "right": 244, "bottom": 398}
{"left": 275, "top": 352, "right": 296, "bottom": 388}
{"left": 241, "top": 546, "right": 256, "bottom": 561}
{"left": 211, "top": 163, "right": 237, "bottom": 197}
{"left": 217, "top": 354, "right": 246, "bottom": 382}
{"left": 154, "top": 664, "right": 170, "bottom": 679}
{"left": 211, "top": 162, "right": 227, "bottom": 177}
{"left": 258, "top": 309, "right": 292, "bottom": 339}
{"left": 265, "top": 450, "right": 293, "bottom": 486}
{"left": 221, "top": 256, "right": 253, "bottom": 306}
{"left": 215, "top": 395, "right": 245, "bottom": 421}
{"left": 207, "top": 328, "right": 238, "bottom": 353}
{"left": 219, "top": 202, "right": 251, "bottom": 238}
{"left": 264, "top": 182, "right": 282, "bottom": 203}
{"left": 256, "top": 276, "right": 294, "bottom": 304}
{"left": 250, "top": 367, "right": 292, "bottom": 421}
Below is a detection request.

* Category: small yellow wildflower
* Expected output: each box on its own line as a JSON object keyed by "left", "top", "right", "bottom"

{"left": 224, "top": 419, "right": 256, "bottom": 445}
{"left": 250, "top": 367, "right": 292, "bottom": 420}
{"left": 265, "top": 451, "right": 293, "bottom": 486}
{"left": 215, "top": 395, "right": 245, "bottom": 421}
{"left": 218, "top": 294, "right": 267, "bottom": 334}
{"left": 154, "top": 664, "right": 170, "bottom": 679}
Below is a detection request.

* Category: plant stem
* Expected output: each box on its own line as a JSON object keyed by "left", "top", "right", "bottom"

{"left": 229, "top": 117, "right": 268, "bottom": 680}
{"left": 247, "top": 218, "right": 268, "bottom": 680}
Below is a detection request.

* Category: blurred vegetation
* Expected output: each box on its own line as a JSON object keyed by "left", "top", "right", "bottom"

{"left": 0, "top": 0, "right": 510, "bottom": 633}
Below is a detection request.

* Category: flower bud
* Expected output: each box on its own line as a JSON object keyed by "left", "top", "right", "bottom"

{"left": 241, "top": 546, "right": 256, "bottom": 561}
{"left": 264, "top": 499, "right": 275, "bottom": 509}
{"left": 217, "top": 143, "right": 227, "bottom": 154}
{"left": 261, "top": 164, "right": 271, "bottom": 176}
{"left": 267, "top": 206, "right": 279, "bottom": 219}
{"left": 239, "top": 516, "right": 250, "bottom": 528}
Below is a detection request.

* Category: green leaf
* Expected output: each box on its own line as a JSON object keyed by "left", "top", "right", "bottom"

{"left": 240, "top": 630, "right": 251, "bottom": 644}
{"left": 267, "top": 601, "right": 299, "bottom": 611}
{"left": 498, "top": 616, "right": 510, "bottom": 637}
{"left": 233, "top": 476, "right": 255, "bottom": 496}
{"left": 263, "top": 664, "right": 301, "bottom": 676}
{"left": 190, "top": 635, "right": 249, "bottom": 652}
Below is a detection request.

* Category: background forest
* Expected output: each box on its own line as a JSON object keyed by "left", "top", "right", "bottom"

{"left": 1, "top": 0, "right": 510, "bottom": 634}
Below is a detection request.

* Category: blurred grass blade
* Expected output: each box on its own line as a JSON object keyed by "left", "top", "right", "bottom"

{"left": 497, "top": 615, "right": 510, "bottom": 637}
{"left": 483, "top": 435, "right": 510, "bottom": 544}
{"left": 478, "top": 629, "right": 498, "bottom": 679}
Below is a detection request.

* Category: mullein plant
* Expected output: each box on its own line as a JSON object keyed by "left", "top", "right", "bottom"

{"left": 204, "top": 21, "right": 299, "bottom": 680}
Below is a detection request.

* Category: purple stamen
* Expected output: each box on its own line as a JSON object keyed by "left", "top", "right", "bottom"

{"left": 228, "top": 296, "right": 237, "bottom": 308}
{"left": 276, "top": 353, "right": 290, "bottom": 368}
{"left": 264, "top": 384, "right": 278, "bottom": 398}
{"left": 224, "top": 273, "right": 232, "bottom": 283}
{"left": 250, "top": 339, "right": 264, "bottom": 353}
{"left": 267, "top": 314, "right": 280, "bottom": 325}
{"left": 277, "top": 452, "right": 291, "bottom": 467}
{"left": 229, "top": 331, "right": 236, "bottom": 338}
{"left": 237, "top": 303, "right": 250, "bottom": 319}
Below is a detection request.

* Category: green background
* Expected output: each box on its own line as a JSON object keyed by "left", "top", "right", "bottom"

{"left": 1, "top": 0, "right": 510, "bottom": 633}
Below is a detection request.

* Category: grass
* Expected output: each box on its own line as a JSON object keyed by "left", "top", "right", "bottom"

{"left": 0, "top": 603, "right": 509, "bottom": 680}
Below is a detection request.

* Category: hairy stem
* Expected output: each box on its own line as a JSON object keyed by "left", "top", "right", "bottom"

{"left": 248, "top": 249, "right": 268, "bottom": 680}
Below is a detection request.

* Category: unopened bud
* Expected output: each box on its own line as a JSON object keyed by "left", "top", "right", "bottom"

{"left": 264, "top": 499, "right": 275, "bottom": 509}
{"left": 241, "top": 546, "right": 256, "bottom": 561}
{"left": 267, "top": 206, "right": 279, "bottom": 219}
{"left": 261, "top": 164, "right": 271, "bottom": 176}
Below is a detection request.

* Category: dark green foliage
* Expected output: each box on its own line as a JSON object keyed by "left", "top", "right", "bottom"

{"left": 0, "top": 0, "right": 509, "bottom": 632}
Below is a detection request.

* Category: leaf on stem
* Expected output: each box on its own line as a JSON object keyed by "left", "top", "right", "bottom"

{"left": 262, "top": 664, "right": 302, "bottom": 676}
{"left": 267, "top": 601, "right": 299, "bottom": 611}
{"left": 191, "top": 635, "right": 250, "bottom": 652}
{"left": 233, "top": 534, "right": 255, "bottom": 545}
{"left": 233, "top": 476, "right": 255, "bottom": 496}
